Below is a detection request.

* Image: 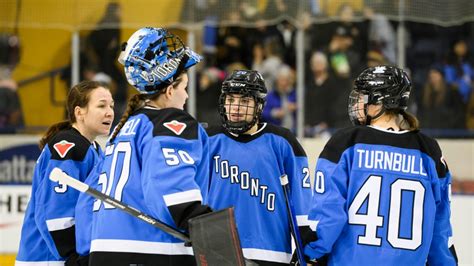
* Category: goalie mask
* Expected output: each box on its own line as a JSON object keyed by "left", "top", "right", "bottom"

{"left": 118, "top": 27, "right": 202, "bottom": 94}
{"left": 218, "top": 70, "right": 267, "bottom": 134}
{"left": 348, "top": 65, "right": 411, "bottom": 125}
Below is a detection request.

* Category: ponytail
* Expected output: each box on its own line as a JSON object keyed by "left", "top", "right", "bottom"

{"left": 109, "top": 78, "right": 181, "bottom": 142}
{"left": 39, "top": 121, "right": 71, "bottom": 149}
{"left": 400, "top": 110, "right": 419, "bottom": 131}
{"left": 109, "top": 93, "right": 148, "bottom": 142}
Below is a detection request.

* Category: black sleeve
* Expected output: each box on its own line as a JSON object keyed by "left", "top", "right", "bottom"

{"left": 168, "top": 202, "right": 213, "bottom": 231}
{"left": 298, "top": 226, "right": 329, "bottom": 266}
{"left": 50, "top": 225, "right": 77, "bottom": 259}
{"left": 299, "top": 225, "right": 317, "bottom": 247}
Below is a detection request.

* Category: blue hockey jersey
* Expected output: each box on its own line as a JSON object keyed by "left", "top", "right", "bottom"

{"left": 305, "top": 126, "right": 457, "bottom": 266}
{"left": 89, "top": 107, "right": 210, "bottom": 264}
{"left": 16, "top": 127, "right": 103, "bottom": 265}
{"left": 207, "top": 123, "right": 313, "bottom": 264}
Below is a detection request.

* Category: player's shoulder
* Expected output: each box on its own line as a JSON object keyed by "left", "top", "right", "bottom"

{"left": 263, "top": 123, "right": 306, "bottom": 157}
{"left": 319, "top": 126, "right": 361, "bottom": 163}
{"left": 206, "top": 125, "right": 226, "bottom": 137}
{"left": 416, "top": 130, "right": 442, "bottom": 154}
{"left": 415, "top": 130, "right": 448, "bottom": 176}
{"left": 48, "top": 127, "right": 92, "bottom": 161}
{"left": 139, "top": 107, "right": 199, "bottom": 140}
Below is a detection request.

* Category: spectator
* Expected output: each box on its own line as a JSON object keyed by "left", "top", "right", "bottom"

{"left": 83, "top": 65, "right": 112, "bottom": 86}
{"left": 327, "top": 25, "right": 362, "bottom": 79}
{"left": 253, "top": 38, "right": 284, "bottom": 90}
{"left": 419, "top": 65, "right": 465, "bottom": 129}
{"left": 467, "top": 88, "right": 474, "bottom": 129}
{"left": 366, "top": 49, "right": 388, "bottom": 68}
{"left": 263, "top": 0, "right": 294, "bottom": 19}
{"left": 275, "top": 19, "right": 297, "bottom": 67}
{"left": 216, "top": 10, "right": 249, "bottom": 69}
{"left": 262, "top": 64, "right": 297, "bottom": 131}
{"left": 364, "top": 6, "right": 397, "bottom": 64}
{"left": 0, "top": 33, "right": 20, "bottom": 68}
{"left": 333, "top": 4, "right": 368, "bottom": 65}
{"left": 0, "top": 67, "right": 23, "bottom": 133}
{"left": 304, "top": 51, "right": 350, "bottom": 137}
{"left": 444, "top": 39, "right": 474, "bottom": 104}
{"left": 87, "top": 2, "right": 128, "bottom": 124}
{"left": 197, "top": 67, "right": 225, "bottom": 127}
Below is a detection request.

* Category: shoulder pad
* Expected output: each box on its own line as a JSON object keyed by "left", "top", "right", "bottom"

{"left": 48, "top": 128, "right": 91, "bottom": 161}
{"left": 265, "top": 124, "right": 306, "bottom": 157}
{"left": 206, "top": 125, "right": 226, "bottom": 137}
{"left": 141, "top": 108, "right": 199, "bottom": 140}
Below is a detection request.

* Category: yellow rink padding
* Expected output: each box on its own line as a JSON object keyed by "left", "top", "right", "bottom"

{"left": 0, "top": 254, "right": 16, "bottom": 266}
{"left": 2, "top": 0, "right": 185, "bottom": 130}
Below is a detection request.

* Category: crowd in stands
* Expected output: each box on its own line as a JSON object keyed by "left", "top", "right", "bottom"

{"left": 192, "top": 2, "right": 474, "bottom": 138}
{"left": 2, "top": 1, "right": 474, "bottom": 138}
{"left": 0, "top": 33, "right": 22, "bottom": 133}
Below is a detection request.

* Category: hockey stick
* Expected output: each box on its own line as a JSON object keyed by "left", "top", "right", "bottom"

{"left": 49, "top": 167, "right": 190, "bottom": 242}
{"left": 280, "top": 174, "right": 307, "bottom": 266}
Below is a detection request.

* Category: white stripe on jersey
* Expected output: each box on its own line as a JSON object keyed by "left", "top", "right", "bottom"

{"left": 242, "top": 248, "right": 291, "bottom": 263}
{"left": 296, "top": 215, "right": 319, "bottom": 231}
{"left": 90, "top": 239, "right": 193, "bottom": 255}
{"left": 163, "top": 189, "right": 203, "bottom": 206}
{"left": 46, "top": 217, "right": 75, "bottom": 231}
{"left": 15, "top": 261, "right": 65, "bottom": 266}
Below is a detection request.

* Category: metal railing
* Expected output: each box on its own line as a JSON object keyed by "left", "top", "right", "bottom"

{"left": 17, "top": 65, "right": 68, "bottom": 107}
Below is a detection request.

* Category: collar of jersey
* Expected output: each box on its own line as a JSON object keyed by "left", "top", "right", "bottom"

{"left": 143, "top": 105, "right": 161, "bottom": 110}
{"left": 225, "top": 123, "right": 268, "bottom": 142}
{"left": 368, "top": 125, "right": 410, "bottom": 134}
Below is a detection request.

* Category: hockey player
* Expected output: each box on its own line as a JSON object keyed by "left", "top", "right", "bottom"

{"left": 16, "top": 81, "right": 114, "bottom": 265}
{"left": 296, "top": 66, "right": 458, "bottom": 265}
{"left": 207, "top": 70, "right": 313, "bottom": 265}
{"left": 88, "top": 27, "right": 211, "bottom": 265}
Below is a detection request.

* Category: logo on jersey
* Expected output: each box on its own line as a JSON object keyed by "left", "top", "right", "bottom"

{"left": 53, "top": 140, "right": 75, "bottom": 158}
{"left": 163, "top": 120, "right": 187, "bottom": 135}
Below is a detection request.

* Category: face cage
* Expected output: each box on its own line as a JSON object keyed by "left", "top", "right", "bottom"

{"left": 348, "top": 90, "right": 369, "bottom": 126}
{"left": 138, "top": 33, "right": 188, "bottom": 81}
{"left": 218, "top": 93, "right": 262, "bottom": 134}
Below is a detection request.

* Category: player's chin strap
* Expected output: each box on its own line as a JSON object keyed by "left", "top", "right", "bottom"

{"left": 364, "top": 105, "right": 385, "bottom": 126}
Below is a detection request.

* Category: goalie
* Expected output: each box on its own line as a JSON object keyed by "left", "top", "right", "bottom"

{"left": 87, "top": 27, "right": 212, "bottom": 265}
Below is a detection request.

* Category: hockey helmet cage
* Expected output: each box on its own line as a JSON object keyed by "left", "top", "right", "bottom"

{"left": 348, "top": 65, "right": 411, "bottom": 125}
{"left": 218, "top": 70, "right": 267, "bottom": 134}
{"left": 118, "top": 27, "right": 202, "bottom": 95}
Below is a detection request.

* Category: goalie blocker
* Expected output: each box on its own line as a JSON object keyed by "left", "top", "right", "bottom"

{"left": 49, "top": 168, "right": 246, "bottom": 266}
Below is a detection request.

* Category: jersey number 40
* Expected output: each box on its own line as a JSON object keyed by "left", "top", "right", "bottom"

{"left": 348, "top": 175, "right": 425, "bottom": 251}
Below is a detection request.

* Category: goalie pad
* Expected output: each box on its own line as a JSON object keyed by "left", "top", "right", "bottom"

{"left": 189, "top": 207, "right": 246, "bottom": 266}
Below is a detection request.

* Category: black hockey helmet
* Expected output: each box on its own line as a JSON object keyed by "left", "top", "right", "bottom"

{"left": 218, "top": 70, "right": 267, "bottom": 134}
{"left": 348, "top": 65, "right": 411, "bottom": 125}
